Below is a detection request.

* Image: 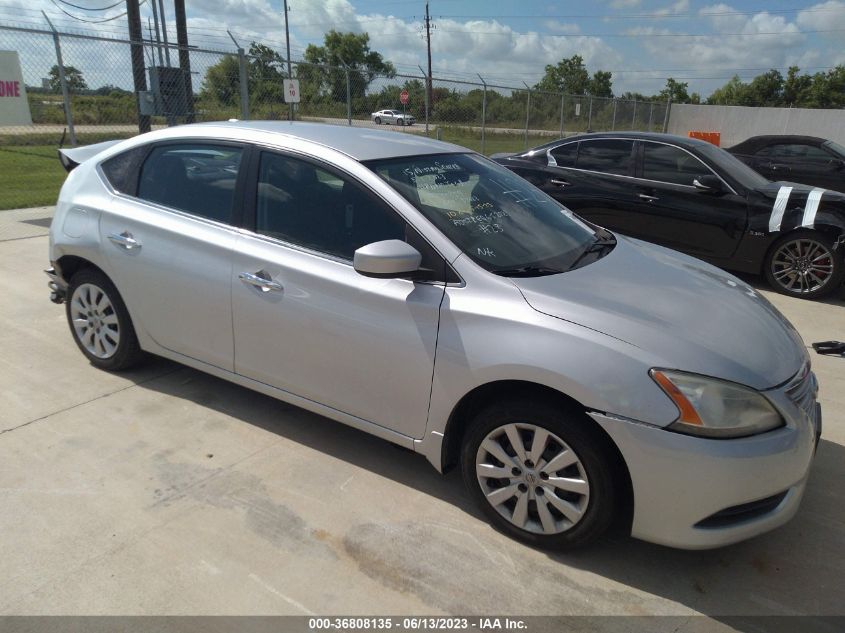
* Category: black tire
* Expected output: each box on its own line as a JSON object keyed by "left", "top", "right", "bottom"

{"left": 65, "top": 268, "right": 144, "bottom": 371}
{"left": 374, "top": 117, "right": 381, "bottom": 125}
{"left": 461, "top": 398, "right": 620, "bottom": 550}
{"left": 764, "top": 230, "right": 844, "bottom": 299}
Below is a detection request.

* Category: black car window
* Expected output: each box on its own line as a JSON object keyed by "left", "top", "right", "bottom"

{"left": 757, "top": 144, "right": 830, "bottom": 162}
{"left": 642, "top": 142, "right": 710, "bottom": 186}
{"left": 549, "top": 142, "right": 577, "bottom": 168}
{"left": 575, "top": 139, "right": 633, "bottom": 176}
{"left": 255, "top": 152, "right": 406, "bottom": 262}
{"left": 100, "top": 146, "right": 148, "bottom": 195}
{"left": 137, "top": 144, "right": 242, "bottom": 223}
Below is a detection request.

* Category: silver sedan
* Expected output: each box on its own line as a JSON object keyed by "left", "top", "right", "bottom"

{"left": 371, "top": 109, "right": 415, "bottom": 126}
{"left": 47, "top": 121, "right": 820, "bottom": 550}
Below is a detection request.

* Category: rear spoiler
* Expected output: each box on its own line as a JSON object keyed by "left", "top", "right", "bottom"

{"left": 57, "top": 139, "right": 124, "bottom": 173}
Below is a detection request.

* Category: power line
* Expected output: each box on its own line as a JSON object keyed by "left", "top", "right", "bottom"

{"left": 56, "top": 0, "right": 125, "bottom": 11}
{"left": 47, "top": 0, "right": 145, "bottom": 24}
{"left": 437, "top": 6, "right": 845, "bottom": 21}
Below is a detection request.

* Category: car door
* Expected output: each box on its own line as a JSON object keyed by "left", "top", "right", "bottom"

{"left": 100, "top": 141, "right": 245, "bottom": 371}
{"left": 231, "top": 149, "right": 447, "bottom": 439}
{"left": 631, "top": 140, "right": 748, "bottom": 260}
{"left": 527, "top": 138, "right": 645, "bottom": 237}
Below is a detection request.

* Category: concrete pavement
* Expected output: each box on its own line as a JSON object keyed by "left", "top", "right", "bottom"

{"left": 0, "top": 210, "right": 843, "bottom": 624}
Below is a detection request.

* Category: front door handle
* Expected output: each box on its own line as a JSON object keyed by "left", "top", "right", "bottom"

{"left": 550, "top": 178, "right": 570, "bottom": 187}
{"left": 638, "top": 193, "right": 659, "bottom": 202}
{"left": 108, "top": 231, "right": 141, "bottom": 250}
{"left": 239, "top": 271, "right": 283, "bottom": 293}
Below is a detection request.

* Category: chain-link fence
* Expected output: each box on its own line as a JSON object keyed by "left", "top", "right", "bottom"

{"left": 0, "top": 22, "right": 669, "bottom": 210}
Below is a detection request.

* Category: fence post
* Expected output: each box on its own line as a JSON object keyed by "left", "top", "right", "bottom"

{"left": 522, "top": 82, "right": 531, "bottom": 150}
{"left": 662, "top": 97, "right": 672, "bottom": 133}
{"left": 477, "top": 73, "right": 487, "bottom": 155}
{"left": 559, "top": 94, "right": 564, "bottom": 137}
{"left": 611, "top": 99, "right": 617, "bottom": 131}
{"left": 632, "top": 101, "right": 637, "bottom": 130}
{"left": 647, "top": 103, "right": 654, "bottom": 132}
{"left": 43, "top": 14, "right": 76, "bottom": 146}
{"left": 418, "top": 65, "right": 429, "bottom": 135}
{"left": 345, "top": 68, "right": 352, "bottom": 126}
{"left": 229, "top": 31, "right": 249, "bottom": 120}
{"left": 587, "top": 96, "right": 593, "bottom": 131}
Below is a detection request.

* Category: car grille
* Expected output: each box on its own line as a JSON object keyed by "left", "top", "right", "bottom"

{"left": 784, "top": 362, "right": 818, "bottom": 420}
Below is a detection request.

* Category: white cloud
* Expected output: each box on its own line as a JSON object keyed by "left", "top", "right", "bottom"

{"left": 610, "top": 0, "right": 641, "bottom": 8}
{"left": 654, "top": 0, "right": 690, "bottom": 17}
{"left": 544, "top": 20, "right": 581, "bottom": 35}
{"left": 796, "top": 0, "right": 845, "bottom": 33}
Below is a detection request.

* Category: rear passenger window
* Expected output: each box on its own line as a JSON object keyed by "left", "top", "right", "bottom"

{"left": 549, "top": 142, "right": 577, "bottom": 168}
{"left": 575, "top": 139, "right": 633, "bottom": 176}
{"left": 101, "top": 146, "right": 147, "bottom": 195}
{"left": 256, "top": 152, "right": 405, "bottom": 261}
{"left": 642, "top": 142, "right": 709, "bottom": 186}
{"left": 137, "top": 144, "right": 243, "bottom": 223}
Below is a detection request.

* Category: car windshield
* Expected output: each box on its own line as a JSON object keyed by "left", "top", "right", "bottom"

{"left": 696, "top": 142, "right": 769, "bottom": 189}
{"left": 366, "top": 153, "right": 599, "bottom": 274}
{"left": 824, "top": 140, "right": 845, "bottom": 157}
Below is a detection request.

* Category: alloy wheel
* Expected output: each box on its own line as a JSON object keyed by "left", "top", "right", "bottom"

{"left": 475, "top": 423, "right": 590, "bottom": 535}
{"left": 69, "top": 283, "right": 121, "bottom": 359}
{"left": 770, "top": 237, "right": 835, "bottom": 295}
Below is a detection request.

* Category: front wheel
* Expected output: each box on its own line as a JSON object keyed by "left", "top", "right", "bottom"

{"left": 764, "top": 230, "right": 844, "bottom": 299}
{"left": 374, "top": 117, "right": 382, "bottom": 125}
{"left": 66, "top": 268, "right": 143, "bottom": 370}
{"left": 461, "top": 398, "right": 620, "bottom": 550}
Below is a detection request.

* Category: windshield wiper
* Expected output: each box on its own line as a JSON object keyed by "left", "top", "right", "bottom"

{"left": 567, "top": 234, "right": 617, "bottom": 271}
{"left": 493, "top": 265, "right": 564, "bottom": 277}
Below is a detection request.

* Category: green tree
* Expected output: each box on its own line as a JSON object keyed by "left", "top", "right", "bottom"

{"left": 783, "top": 66, "right": 812, "bottom": 106}
{"left": 744, "top": 69, "right": 784, "bottom": 106}
{"left": 200, "top": 54, "right": 241, "bottom": 106}
{"left": 588, "top": 70, "right": 613, "bottom": 98}
{"left": 537, "top": 55, "right": 590, "bottom": 94}
{"left": 658, "top": 77, "right": 691, "bottom": 103}
{"left": 706, "top": 75, "right": 749, "bottom": 105}
{"left": 300, "top": 30, "right": 395, "bottom": 102}
{"left": 248, "top": 42, "right": 284, "bottom": 105}
{"left": 48, "top": 65, "right": 87, "bottom": 94}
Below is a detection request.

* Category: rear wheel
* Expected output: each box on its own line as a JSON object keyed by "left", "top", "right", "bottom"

{"left": 66, "top": 268, "right": 143, "bottom": 371}
{"left": 461, "top": 398, "right": 619, "bottom": 549}
{"left": 765, "top": 230, "right": 844, "bottom": 299}
{"left": 374, "top": 117, "right": 382, "bottom": 125}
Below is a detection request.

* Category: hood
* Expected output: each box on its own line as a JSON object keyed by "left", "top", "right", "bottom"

{"left": 513, "top": 237, "right": 807, "bottom": 390}
{"left": 756, "top": 180, "right": 845, "bottom": 203}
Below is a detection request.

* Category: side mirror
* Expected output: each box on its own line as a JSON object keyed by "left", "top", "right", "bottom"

{"left": 693, "top": 174, "right": 725, "bottom": 194}
{"left": 353, "top": 239, "right": 422, "bottom": 279}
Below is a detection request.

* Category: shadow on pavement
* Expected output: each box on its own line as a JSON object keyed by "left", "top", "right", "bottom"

{"left": 133, "top": 360, "right": 845, "bottom": 626}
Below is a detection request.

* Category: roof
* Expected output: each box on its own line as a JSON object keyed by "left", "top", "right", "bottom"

{"left": 191, "top": 120, "right": 466, "bottom": 161}
{"left": 728, "top": 134, "right": 829, "bottom": 153}
{"left": 522, "top": 131, "right": 716, "bottom": 154}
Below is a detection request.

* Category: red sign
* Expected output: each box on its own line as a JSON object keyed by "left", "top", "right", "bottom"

{"left": 400, "top": 90, "right": 409, "bottom": 105}
{"left": 0, "top": 80, "right": 21, "bottom": 98}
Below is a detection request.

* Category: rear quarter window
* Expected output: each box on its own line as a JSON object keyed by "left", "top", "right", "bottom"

{"left": 100, "top": 146, "right": 148, "bottom": 195}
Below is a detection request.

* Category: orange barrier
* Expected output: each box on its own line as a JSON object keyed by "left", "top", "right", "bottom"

{"left": 688, "top": 131, "right": 721, "bottom": 146}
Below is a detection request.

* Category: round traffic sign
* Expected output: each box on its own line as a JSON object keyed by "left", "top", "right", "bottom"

{"left": 400, "top": 90, "right": 409, "bottom": 105}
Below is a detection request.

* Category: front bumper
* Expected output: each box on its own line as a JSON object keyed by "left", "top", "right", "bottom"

{"left": 589, "top": 369, "right": 819, "bottom": 550}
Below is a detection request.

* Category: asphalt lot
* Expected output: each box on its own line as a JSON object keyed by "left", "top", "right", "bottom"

{"left": 0, "top": 208, "right": 843, "bottom": 626}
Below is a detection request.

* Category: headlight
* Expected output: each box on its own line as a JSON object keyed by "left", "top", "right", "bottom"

{"left": 650, "top": 369, "right": 784, "bottom": 438}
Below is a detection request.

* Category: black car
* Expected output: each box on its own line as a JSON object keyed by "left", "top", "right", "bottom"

{"left": 728, "top": 135, "right": 845, "bottom": 193}
{"left": 493, "top": 132, "right": 845, "bottom": 299}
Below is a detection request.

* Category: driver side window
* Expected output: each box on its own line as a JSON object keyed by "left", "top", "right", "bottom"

{"left": 642, "top": 142, "right": 711, "bottom": 186}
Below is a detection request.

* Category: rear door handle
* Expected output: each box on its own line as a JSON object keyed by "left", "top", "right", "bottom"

{"left": 239, "top": 271, "right": 284, "bottom": 293}
{"left": 108, "top": 231, "right": 141, "bottom": 250}
{"left": 550, "top": 178, "right": 570, "bottom": 187}
{"left": 638, "top": 193, "right": 659, "bottom": 202}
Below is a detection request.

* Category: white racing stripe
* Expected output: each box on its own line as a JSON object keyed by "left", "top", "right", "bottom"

{"left": 768, "top": 186, "right": 793, "bottom": 232}
{"left": 801, "top": 188, "right": 825, "bottom": 228}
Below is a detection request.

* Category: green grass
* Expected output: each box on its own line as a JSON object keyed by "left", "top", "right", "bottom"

{"left": 0, "top": 146, "right": 67, "bottom": 210}
{"left": 420, "top": 126, "right": 559, "bottom": 155}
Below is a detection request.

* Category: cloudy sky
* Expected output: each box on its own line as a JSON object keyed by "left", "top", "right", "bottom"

{"left": 1, "top": 0, "right": 844, "bottom": 96}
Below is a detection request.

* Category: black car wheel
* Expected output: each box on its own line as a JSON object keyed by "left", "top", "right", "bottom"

{"left": 765, "top": 230, "right": 844, "bottom": 299}
{"left": 66, "top": 268, "right": 144, "bottom": 370}
{"left": 461, "top": 398, "right": 620, "bottom": 550}
{"left": 374, "top": 117, "right": 381, "bottom": 125}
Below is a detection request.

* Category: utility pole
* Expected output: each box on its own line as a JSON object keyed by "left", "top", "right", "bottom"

{"left": 424, "top": 2, "right": 433, "bottom": 120}
{"left": 283, "top": 0, "right": 293, "bottom": 120}
{"left": 125, "top": 0, "right": 150, "bottom": 133}
{"left": 174, "top": 0, "right": 194, "bottom": 122}
{"left": 158, "top": 0, "right": 171, "bottom": 66}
